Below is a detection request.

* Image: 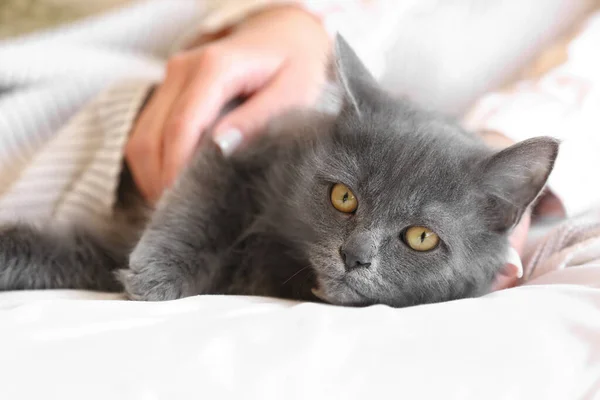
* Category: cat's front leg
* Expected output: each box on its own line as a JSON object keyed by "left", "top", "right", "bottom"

{"left": 119, "top": 242, "right": 220, "bottom": 301}
{"left": 120, "top": 146, "right": 253, "bottom": 301}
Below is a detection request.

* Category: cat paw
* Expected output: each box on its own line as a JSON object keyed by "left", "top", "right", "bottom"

{"left": 117, "top": 263, "right": 196, "bottom": 301}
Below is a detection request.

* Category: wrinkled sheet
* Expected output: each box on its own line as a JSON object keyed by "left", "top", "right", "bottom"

{"left": 2, "top": 265, "right": 600, "bottom": 400}
{"left": 2, "top": 2, "right": 600, "bottom": 398}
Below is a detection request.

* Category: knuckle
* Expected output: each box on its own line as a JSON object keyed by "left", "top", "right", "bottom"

{"left": 126, "top": 136, "right": 152, "bottom": 158}
{"left": 125, "top": 138, "right": 140, "bottom": 157}
{"left": 164, "top": 117, "right": 189, "bottom": 140}
{"left": 197, "top": 45, "right": 224, "bottom": 69}
{"left": 166, "top": 54, "right": 188, "bottom": 73}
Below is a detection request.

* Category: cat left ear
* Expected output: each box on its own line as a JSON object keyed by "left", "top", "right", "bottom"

{"left": 333, "top": 34, "right": 382, "bottom": 118}
{"left": 480, "top": 137, "right": 559, "bottom": 232}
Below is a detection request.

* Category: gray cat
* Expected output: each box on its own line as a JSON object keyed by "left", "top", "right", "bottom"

{"left": 0, "top": 36, "right": 558, "bottom": 307}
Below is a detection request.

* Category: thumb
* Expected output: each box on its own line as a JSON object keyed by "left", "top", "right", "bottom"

{"left": 212, "top": 70, "right": 316, "bottom": 156}
{"left": 489, "top": 247, "right": 524, "bottom": 292}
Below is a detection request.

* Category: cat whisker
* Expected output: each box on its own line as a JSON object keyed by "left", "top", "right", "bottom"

{"left": 282, "top": 266, "right": 310, "bottom": 286}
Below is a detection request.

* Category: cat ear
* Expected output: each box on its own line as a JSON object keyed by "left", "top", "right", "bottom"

{"left": 480, "top": 137, "right": 559, "bottom": 232}
{"left": 334, "top": 34, "right": 381, "bottom": 118}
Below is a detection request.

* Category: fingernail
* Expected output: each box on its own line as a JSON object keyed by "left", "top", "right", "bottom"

{"left": 214, "top": 128, "right": 243, "bottom": 157}
{"left": 506, "top": 246, "right": 524, "bottom": 279}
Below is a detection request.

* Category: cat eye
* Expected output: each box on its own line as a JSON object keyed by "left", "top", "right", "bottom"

{"left": 403, "top": 226, "right": 440, "bottom": 252}
{"left": 330, "top": 183, "right": 358, "bottom": 213}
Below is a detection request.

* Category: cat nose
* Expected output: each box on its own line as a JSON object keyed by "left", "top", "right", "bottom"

{"left": 341, "top": 232, "right": 377, "bottom": 272}
{"left": 340, "top": 246, "right": 372, "bottom": 271}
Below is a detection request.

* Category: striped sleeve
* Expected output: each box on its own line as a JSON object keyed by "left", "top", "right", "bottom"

{"left": 0, "top": 81, "right": 154, "bottom": 227}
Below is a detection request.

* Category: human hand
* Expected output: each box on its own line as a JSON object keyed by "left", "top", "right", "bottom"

{"left": 126, "top": 5, "right": 330, "bottom": 203}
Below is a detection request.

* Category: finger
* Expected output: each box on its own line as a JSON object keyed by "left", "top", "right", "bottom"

{"left": 489, "top": 271, "right": 519, "bottom": 292}
{"left": 213, "top": 66, "right": 320, "bottom": 156}
{"left": 160, "top": 64, "right": 226, "bottom": 187}
{"left": 509, "top": 210, "right": 531, "bottom": 255}
{"left": 534, "top": 191, "right": 565, "bottom": 217}
{"left": 126, "top": 60, "right": 189, "bottom": 202}
{"left": 160, "top": 48, "right": 279, "bottom": 187}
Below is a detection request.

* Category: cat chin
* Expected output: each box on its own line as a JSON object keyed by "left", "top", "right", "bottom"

{"left": 311, "top": 277, "right": 371, "bottom": 306}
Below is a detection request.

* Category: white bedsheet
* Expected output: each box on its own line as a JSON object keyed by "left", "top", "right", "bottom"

{"left": 2, "top": 266, "right": 600, "bottom": 400}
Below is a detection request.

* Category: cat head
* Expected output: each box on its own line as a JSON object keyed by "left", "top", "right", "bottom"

{"left": 270, "top": 36, "right": 558, "bottom": 307}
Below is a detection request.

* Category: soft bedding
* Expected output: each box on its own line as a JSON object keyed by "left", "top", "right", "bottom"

{"left": 2, "top": 266, "right": 600, "bottom": 399}
{"left": 2, "top": 1, "right": 600, "bottom": 399}
{"left": 2, "top": 213, "right": 600, "bottom": 399}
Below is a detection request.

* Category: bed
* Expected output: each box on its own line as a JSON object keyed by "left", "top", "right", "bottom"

{"left": 2, "top": 1, "right": 600, "bottom": 399}
{"left": 2, "top": 264, "right": 600, "bottom": 399}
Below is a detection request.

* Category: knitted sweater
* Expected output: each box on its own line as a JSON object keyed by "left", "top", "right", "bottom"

{"left": 0, "top": 0, "right": 393, "bottom": 227}
{"left": 1, "top": 0, "right": 598, "bottom": 229}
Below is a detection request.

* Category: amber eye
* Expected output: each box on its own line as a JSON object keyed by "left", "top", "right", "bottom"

{"left": 330, "top": 183, "right": 358, "bottom": 213}
{"left": 403, "top": 226, "right": 440, "bottom": 251}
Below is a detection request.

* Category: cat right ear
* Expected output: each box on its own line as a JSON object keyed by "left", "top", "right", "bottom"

{"left": 334, "top": 34, "right": 381, "bottom": 118}
{"left": 480, "top": 137, "right": 559, "bottom": 232}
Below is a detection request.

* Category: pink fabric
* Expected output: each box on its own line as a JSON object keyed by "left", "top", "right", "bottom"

{"left": 523, "top": 211, "right": 600, "bottom": 284}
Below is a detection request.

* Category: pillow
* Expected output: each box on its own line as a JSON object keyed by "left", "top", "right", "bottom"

{"left": 378, "top": 0, "right": 598, "bottom": 116}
